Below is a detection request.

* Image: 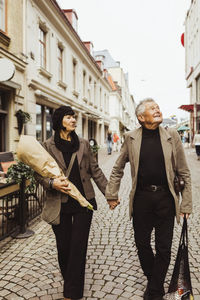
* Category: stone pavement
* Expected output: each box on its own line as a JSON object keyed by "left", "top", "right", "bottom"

{"left": 0, "top": 147, "right": 200, "bottom": 300}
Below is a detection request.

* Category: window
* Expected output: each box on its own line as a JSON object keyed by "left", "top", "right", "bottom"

{"left": 94, "top": 81, "right": 97, "bottom": 106}
{"left": 36, "top": 105, "right": 42, "bottom": 142}
{"left": 39, "top": 27, "right": 46, "bottom": 69}
{"left": 73, "top": 59, "right": 77, "bottom": 90}
{"left": 107, "top": 94, "right": 109, "bottom": 112}
{"left": 36, "top": 104, "right": 53, "bottom": 142}
{"left": 0, "top": 91, "right": 8, "bottom": 151}
{"left": 104, "top": 93, "right": 106, "bottom": 112}
{"left": 196, "top": 76, "right": 200, "bottom": 103}
{"left": 99, "top": 87, "right": 102, "bottom": 109}
{"left": 58, "top": 46, "right": 63, "bottom": 82}
{"left": 45, "top": 107, "right": 53, "bottom": 139}
{"left": 88, "top": 76, "right": 92, "bottom": 103}
{"left": 0, "top": 0, "right": 5, "bottom": 32}
{"left": 88, "top": 119, "right": 96, "bottom": 140}
{"left": 0, "top": 94, "right": 2, "bottom": 109}
{"left": 83, "top": 70, "right": 86, "bottom": 97}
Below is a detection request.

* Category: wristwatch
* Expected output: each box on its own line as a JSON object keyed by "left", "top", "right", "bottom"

{"left": 49, "top": 178, "right": 54, "bottom": 189}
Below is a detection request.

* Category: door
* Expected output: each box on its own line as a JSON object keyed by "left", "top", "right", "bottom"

{"left": 0, "top": 112, "right": 6, "bottom": 151}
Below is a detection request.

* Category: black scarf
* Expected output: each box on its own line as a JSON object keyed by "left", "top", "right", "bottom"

{"left": 54, "top": 130, "right": 80, "bottom": 153}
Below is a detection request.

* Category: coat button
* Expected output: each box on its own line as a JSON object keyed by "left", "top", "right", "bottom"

{"left": 80, "top": 166, "right": 82, "bottom": 170}
{"left": 82, "top": 178, "right": 85, "bottom": 182}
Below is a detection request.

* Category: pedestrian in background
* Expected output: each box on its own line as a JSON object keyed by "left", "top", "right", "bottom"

{"left": 35, "top": 106, "right": 108, "bottom": 300}
{"left": 113, "top": 132, "right": 120, "bottom": 152}
{"left": 106, "top": 130, "right": 113, "bottom": 155}
{"left": 183, "top": 130, "right": 190, "bottom": 148}
{"left": 193, "top": 130, "right": 200, "bottom": 160}
{"left": 106, "top": 98, "right": 192, "bottom": 300}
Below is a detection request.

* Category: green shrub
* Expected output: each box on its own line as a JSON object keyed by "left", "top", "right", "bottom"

{"left": 7, "top": 160, "right": 36, "bottom": 192}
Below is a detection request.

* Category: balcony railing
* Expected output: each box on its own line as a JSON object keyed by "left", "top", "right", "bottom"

{"left": 0, "top": 178, "right": 45, "bottom": 241}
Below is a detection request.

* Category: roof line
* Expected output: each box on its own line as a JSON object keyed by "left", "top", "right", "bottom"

{"left": 50, "top": 0, "right": 103, "bottom": 75}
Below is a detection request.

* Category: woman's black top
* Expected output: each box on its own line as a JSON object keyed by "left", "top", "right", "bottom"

{"left": 54, "top": 131, "right": 96, "bottom": 214}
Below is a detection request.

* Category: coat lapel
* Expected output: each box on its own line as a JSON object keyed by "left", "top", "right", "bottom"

{"left": 129, "top": 127, "right": 142, "bottom": 174}
{"left": 159, "top": 126, "right": 173, "bottom": 172}
{"left": 49, "top": 137, "right": 66, "bottom": 171}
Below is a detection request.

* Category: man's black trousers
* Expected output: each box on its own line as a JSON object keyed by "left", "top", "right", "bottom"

{"left": 133, "top": 188, "right": 175, "bottom": 297}
{"left": 52, "top": 209, "right": 93, "bottom": 299}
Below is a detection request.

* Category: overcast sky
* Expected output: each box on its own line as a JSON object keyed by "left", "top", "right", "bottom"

{"left": 57, "top": 0, "right": 191, "bottom": 121}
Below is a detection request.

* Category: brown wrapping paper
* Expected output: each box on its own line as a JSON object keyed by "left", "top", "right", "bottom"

{"left": 16, "top": 135, "right": 93, "bottom": 210}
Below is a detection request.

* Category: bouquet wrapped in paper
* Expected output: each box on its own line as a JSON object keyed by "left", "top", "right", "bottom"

{"left": 17, "top": 135, "right": 93, "bottom": 210}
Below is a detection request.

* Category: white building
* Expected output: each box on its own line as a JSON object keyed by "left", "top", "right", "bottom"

{"left": 94, "top": 50, "right": 136, "bottom": 139}
{"left": 0, "top": 0, "right": 27, "bottom": 152}
{"left": 184, "top": 0, "right": 200, "bottom": 136}
{"left": 0, "top": 0, "right": 137, "bottom": 152}
{"left": 24, "top": 0, "right": 111, "bottom": 147}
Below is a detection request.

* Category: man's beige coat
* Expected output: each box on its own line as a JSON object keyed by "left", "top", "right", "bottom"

{"left": 35, "top": 136, "right": 107, "bottom": 225}
{"left": 105, "top": 126, "right": 192, "bottom": 224}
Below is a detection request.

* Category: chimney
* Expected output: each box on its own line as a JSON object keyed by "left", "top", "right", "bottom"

{"left": 83, "top": 41, "right": 94, "bottom": 55}
{"left": 63, "top": 9, "right": 78, "bottom": 31}
{"left": 95, "top": 54, "right": 105, "bottom": 61}
{"left": 103, "top": 69, "right": 108, "bottom": 79}
{"left": 96, "top": 60, "right": 104, "bottom": 71}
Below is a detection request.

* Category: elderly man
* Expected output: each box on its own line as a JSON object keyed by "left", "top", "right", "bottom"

{"left": 106, "top": 98, "right": 192, "bottom": 300}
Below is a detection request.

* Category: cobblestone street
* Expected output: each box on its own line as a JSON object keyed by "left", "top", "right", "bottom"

{"left": 0, "top": 147, "right": 200, "bottom": 300}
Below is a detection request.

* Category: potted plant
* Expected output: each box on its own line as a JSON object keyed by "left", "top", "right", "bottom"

{"left": 89, "top": 139, "right": 100, "bottom": 161}
{"left": 6, "top": 160, "right": 36, "bottom": 192}
{"left": 15, "top": 109, "right": 31, "bottom": 135}
{"left": 90, "top": 144, "right": 100, "bottom": 154}
{"left": 6, "top": 161, "right": 36, "bottom": 225}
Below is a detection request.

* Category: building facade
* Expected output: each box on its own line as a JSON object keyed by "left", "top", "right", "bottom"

{"left": 94, "top": 50, "right": 136, "bottom": 139}
{"left": 25, "top": 0, "right": 111, "bottom": 147}
{"left": 0, "top": 0, "right": 136, "bottom": 153}
{"left": 184, "top": 0, "right": 200, "bottom": 137}
{"left": 0, "top": 0, "right": 112, "bottom": 153}
{"left": 0, "top": 0, "right": 27, "bottom": 152}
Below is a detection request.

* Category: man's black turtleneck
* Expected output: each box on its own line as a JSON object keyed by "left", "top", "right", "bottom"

{"left": 137, "top": 126, "right": 168, "bottom": 187}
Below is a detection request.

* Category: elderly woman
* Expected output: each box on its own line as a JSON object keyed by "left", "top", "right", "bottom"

{"left": 35, "top": 106, "right": 108, "bottom": 300}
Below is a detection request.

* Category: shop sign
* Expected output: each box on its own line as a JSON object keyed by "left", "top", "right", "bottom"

{"left": 0, "top": 58, "right": 15, "bottom": 82}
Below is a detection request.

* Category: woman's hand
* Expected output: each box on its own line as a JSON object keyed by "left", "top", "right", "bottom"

{"left": 52, "top": 176, "right": 71, "bottom": 193}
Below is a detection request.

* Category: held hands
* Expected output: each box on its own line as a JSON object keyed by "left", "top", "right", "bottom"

{"left": 180, "top": 213, "right": 190, "bottom": 219}
{"left": 107, "top": 199, "right": 120, "bottom": 210}
{"left": 52, "top": 176, "right": 71, "bottom": 193}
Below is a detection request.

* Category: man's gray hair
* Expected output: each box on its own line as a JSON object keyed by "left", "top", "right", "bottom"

{"left": 135, "top": 98, "right": 156, "bottom": 117}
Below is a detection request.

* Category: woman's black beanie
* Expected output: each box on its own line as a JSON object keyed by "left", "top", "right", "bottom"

{"left": 52, "top": 105, "right": 75, "bottom": 131}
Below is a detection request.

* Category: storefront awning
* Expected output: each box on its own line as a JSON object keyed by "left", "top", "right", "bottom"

{"left": 178, "top": 104, "right": 194, "bottom": 112}
{"left": 0, "top": 80, "right": 21, "bottom": 90}
{"left": 179, "top": 104, "right": 200, "bottom": 112}
{"left": 177, "top": 125, "right": 189, "bottom": 131}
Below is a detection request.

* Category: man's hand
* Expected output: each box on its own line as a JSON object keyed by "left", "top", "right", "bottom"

{"left": 107, "top": 199, "right": 120, "bottom": 210}
{"left": 52, "top": 176, "right": 71, "bottom": 193}
{"left": 180, "top": 213, "right": 190, "bottom": 219}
